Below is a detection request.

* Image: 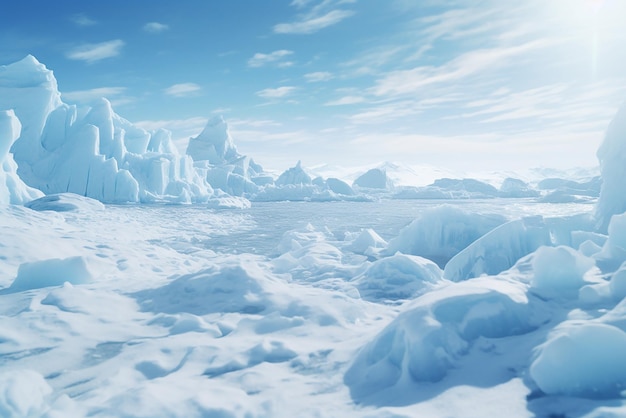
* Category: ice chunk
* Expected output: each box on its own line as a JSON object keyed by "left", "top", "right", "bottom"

{"left": 353, "top": 168, "right": 391, "bottom": 189}
{"left": 25, "top": 193, "right": 105, "bottom": 212}
{"left": 347, "top": 228, "right": 387, "bottom": 256}
{"left": 352, "top": 253, "right": 443, "bottom": 301}
{"left": 530, "top": 323, "right": 626, "bottom": 398}
{"left": 531, "top": 246, "right": 595, "bottom": 297}
{"left": 596, "top": 102, "right": 626, "bottom": 232}
{"left": 388, "top": 205, "right": 507, "bottom": 268}
{"left": 610, "top": 263, "right": 626, "bottom": 301}
{"left": 430, "top": 178, "right": 499, "bottom": 198}
{"left": 345, "top": 277, "right": 538, "bottom": 400}
{"left": 186, "top": 115, "right": 238, "bottom": 164}
{"left": 8, "top": 256, "right": 93, "bottom": 292}
{"left": 444, "top": 216, "right": 551, "bottom": 281}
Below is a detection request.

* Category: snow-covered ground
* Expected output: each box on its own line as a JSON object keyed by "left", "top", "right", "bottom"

{"left": 3, "top": 54, "right": 626, "bottom": 417}
{"left": 1, "top": 196, "right": 625, "bottom": 418}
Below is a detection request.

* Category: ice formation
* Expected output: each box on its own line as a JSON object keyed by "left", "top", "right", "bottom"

{"left": 0, "top": 110, "right": 43, "bottom": 204}
{"left": 386, "top": 205, "right": 507, "bottom": 267}
{"left": 0, "top": 56, "right": 211, "bottom": 203}
{"left": 596, "top": 101, "right": 626, "bottom": 232}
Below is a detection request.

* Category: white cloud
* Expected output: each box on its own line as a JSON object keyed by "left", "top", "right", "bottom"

{"left": 274, "top": 9, "right": 355, "bottom": 34}
{"left": 325, "top": 95, "right": 365, "bottom": 106}
{"left": 62, "top": 87, "right": 126, "bottom": 103}
{"left": 71, "top": 14, "right": 97, "bottom": 27}
{"left": 164, "top": 83, "right": 202, "bottom": 97}
{"left": 304, "top": 71, "right": 333, "bottom": 82}
{"left": 248, "top": 50, "right": 294, "bottom": 68}
{"left": 66, "top": 40, "right": 125, "bottom": 63}
{"left": 372, "top": 40, "right": 556, "bottom": 97}
{"left": 256, "top": 86, "right": 297, "bottom": 100}
{"left": 143, "top": 22, "right": 169, "bottom": 33}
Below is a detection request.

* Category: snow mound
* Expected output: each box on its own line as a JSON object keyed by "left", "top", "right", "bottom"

{"left": 0, "top": 370, "right": 53, "bottom": 418}
{"left": 0, "top": 110, "right": 43, "bottom": 204}
{"left": 25, "top": 192, "right": 105, "bottom": 212}
{"left": 345, "top": 277, "right": 538, "bottom": 400}
{"left": 352, "top": 253, "right": 443, "bottom": 301}
{"left": 596, "top": 102, "right": 626, "bottom": 232}
{"left": 353, "top": 168, "right": 391, "bottom": 189}
{"left": 7, "top": 256, "right": 93, "bottom": 293}
{"left": 387, "top": 205, "right": 507, "bottom": 267}
{"left": 430, "top": 178, "right": 499, "bottom": 198}
{"left": 531, "top": 246, "right": 595, "bottom": 296}
{"left": 530, "top": 323, "right": 626, "bottom": 398}
{"left": 444, "top": 216, "right": 551, "bottom": 281}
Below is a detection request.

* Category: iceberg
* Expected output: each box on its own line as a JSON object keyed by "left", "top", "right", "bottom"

{"left": 0, "top": 56, "right": 212, "bottom": 203}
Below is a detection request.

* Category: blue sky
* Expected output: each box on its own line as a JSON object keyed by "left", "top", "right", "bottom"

{"left": 2, "top": 0, "right": 626, "bottom": 172}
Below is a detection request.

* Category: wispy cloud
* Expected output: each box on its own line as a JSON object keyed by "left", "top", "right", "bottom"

{"left": 164, "top": 83, "right": 202, "bottom": 97}
{"left": 304, "top": 71, "right": 333, "bottom": 82}
{"left": 274, "top": 9, "right": 355, "bottom": 34}
{"left": 372, "top": 40, "right": 556, "bottom": 97}
{"left": 256, "top": 86, "right": 297, "bottom": 100}
{"left": 71, "top": 14, "right": 97, "bottom": 27}
{"left": 66, "top": 40, "right": 125, "bottom": 63}
{"left": 62, "top": 87, "right": 126, "bottom": 103}
{"left": 248, "top": 50, "right": 294, "bottom": 68}
{"left": 325, "top": 95, "right": 365, "bottom": 106}
{"left": 143, "top": 22, "right": 169, "bottom": 33}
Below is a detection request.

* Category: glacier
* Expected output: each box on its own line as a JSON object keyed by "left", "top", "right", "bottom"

{"left": 2, "top": 54, "right": 626, "bottom": 417}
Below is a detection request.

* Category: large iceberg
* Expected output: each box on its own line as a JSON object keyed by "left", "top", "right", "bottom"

{"left": 0, "top": 55, "right": 212, "bottom": 203}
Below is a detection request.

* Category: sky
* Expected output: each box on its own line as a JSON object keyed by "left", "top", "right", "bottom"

{"left": 1, "top": 0, "right": 626, "bottom": 173}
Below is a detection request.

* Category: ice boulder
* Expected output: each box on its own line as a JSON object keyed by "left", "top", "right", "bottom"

{"left": 387, "top": 205, "right": 507, "bottom": 267}
{"left": 0, "top": 110, "right": 43, "bottom": 204}
{"left": 444, "top": 216, "right": 551, "bottom": 281}
{"left": 596, "top": 102, "right": 626, "bottom": 233}
{"left": 530, "top": 246, "right": 595, "bottom": 297}
{"left": 25, "top": 192, "right": 105, "bottom": 212}
{"left": 353, "top": 168, "right": 391, "bottom": 189}
{"left": 206, "top": 195, "right": 251, "bottom": 209}
{"left": 530, "top": 323, "right": 626, "bottom": 398}
{"left": 345, "top": 277, "right": 539, "bottom": 401}
{"left": 275, "top": 161, "right": 312, "bottom": 186}
{"left": 7, "top": 256, "right": 93, "bottom": 293}
{"left": 352, "top": 253, "right": 443, "bottom": 301}
{"left": 346, "top": 228, "right": 387, "bottom": 256}
{"left": 186, "top": 115, "right": 238, "bottom": 164}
